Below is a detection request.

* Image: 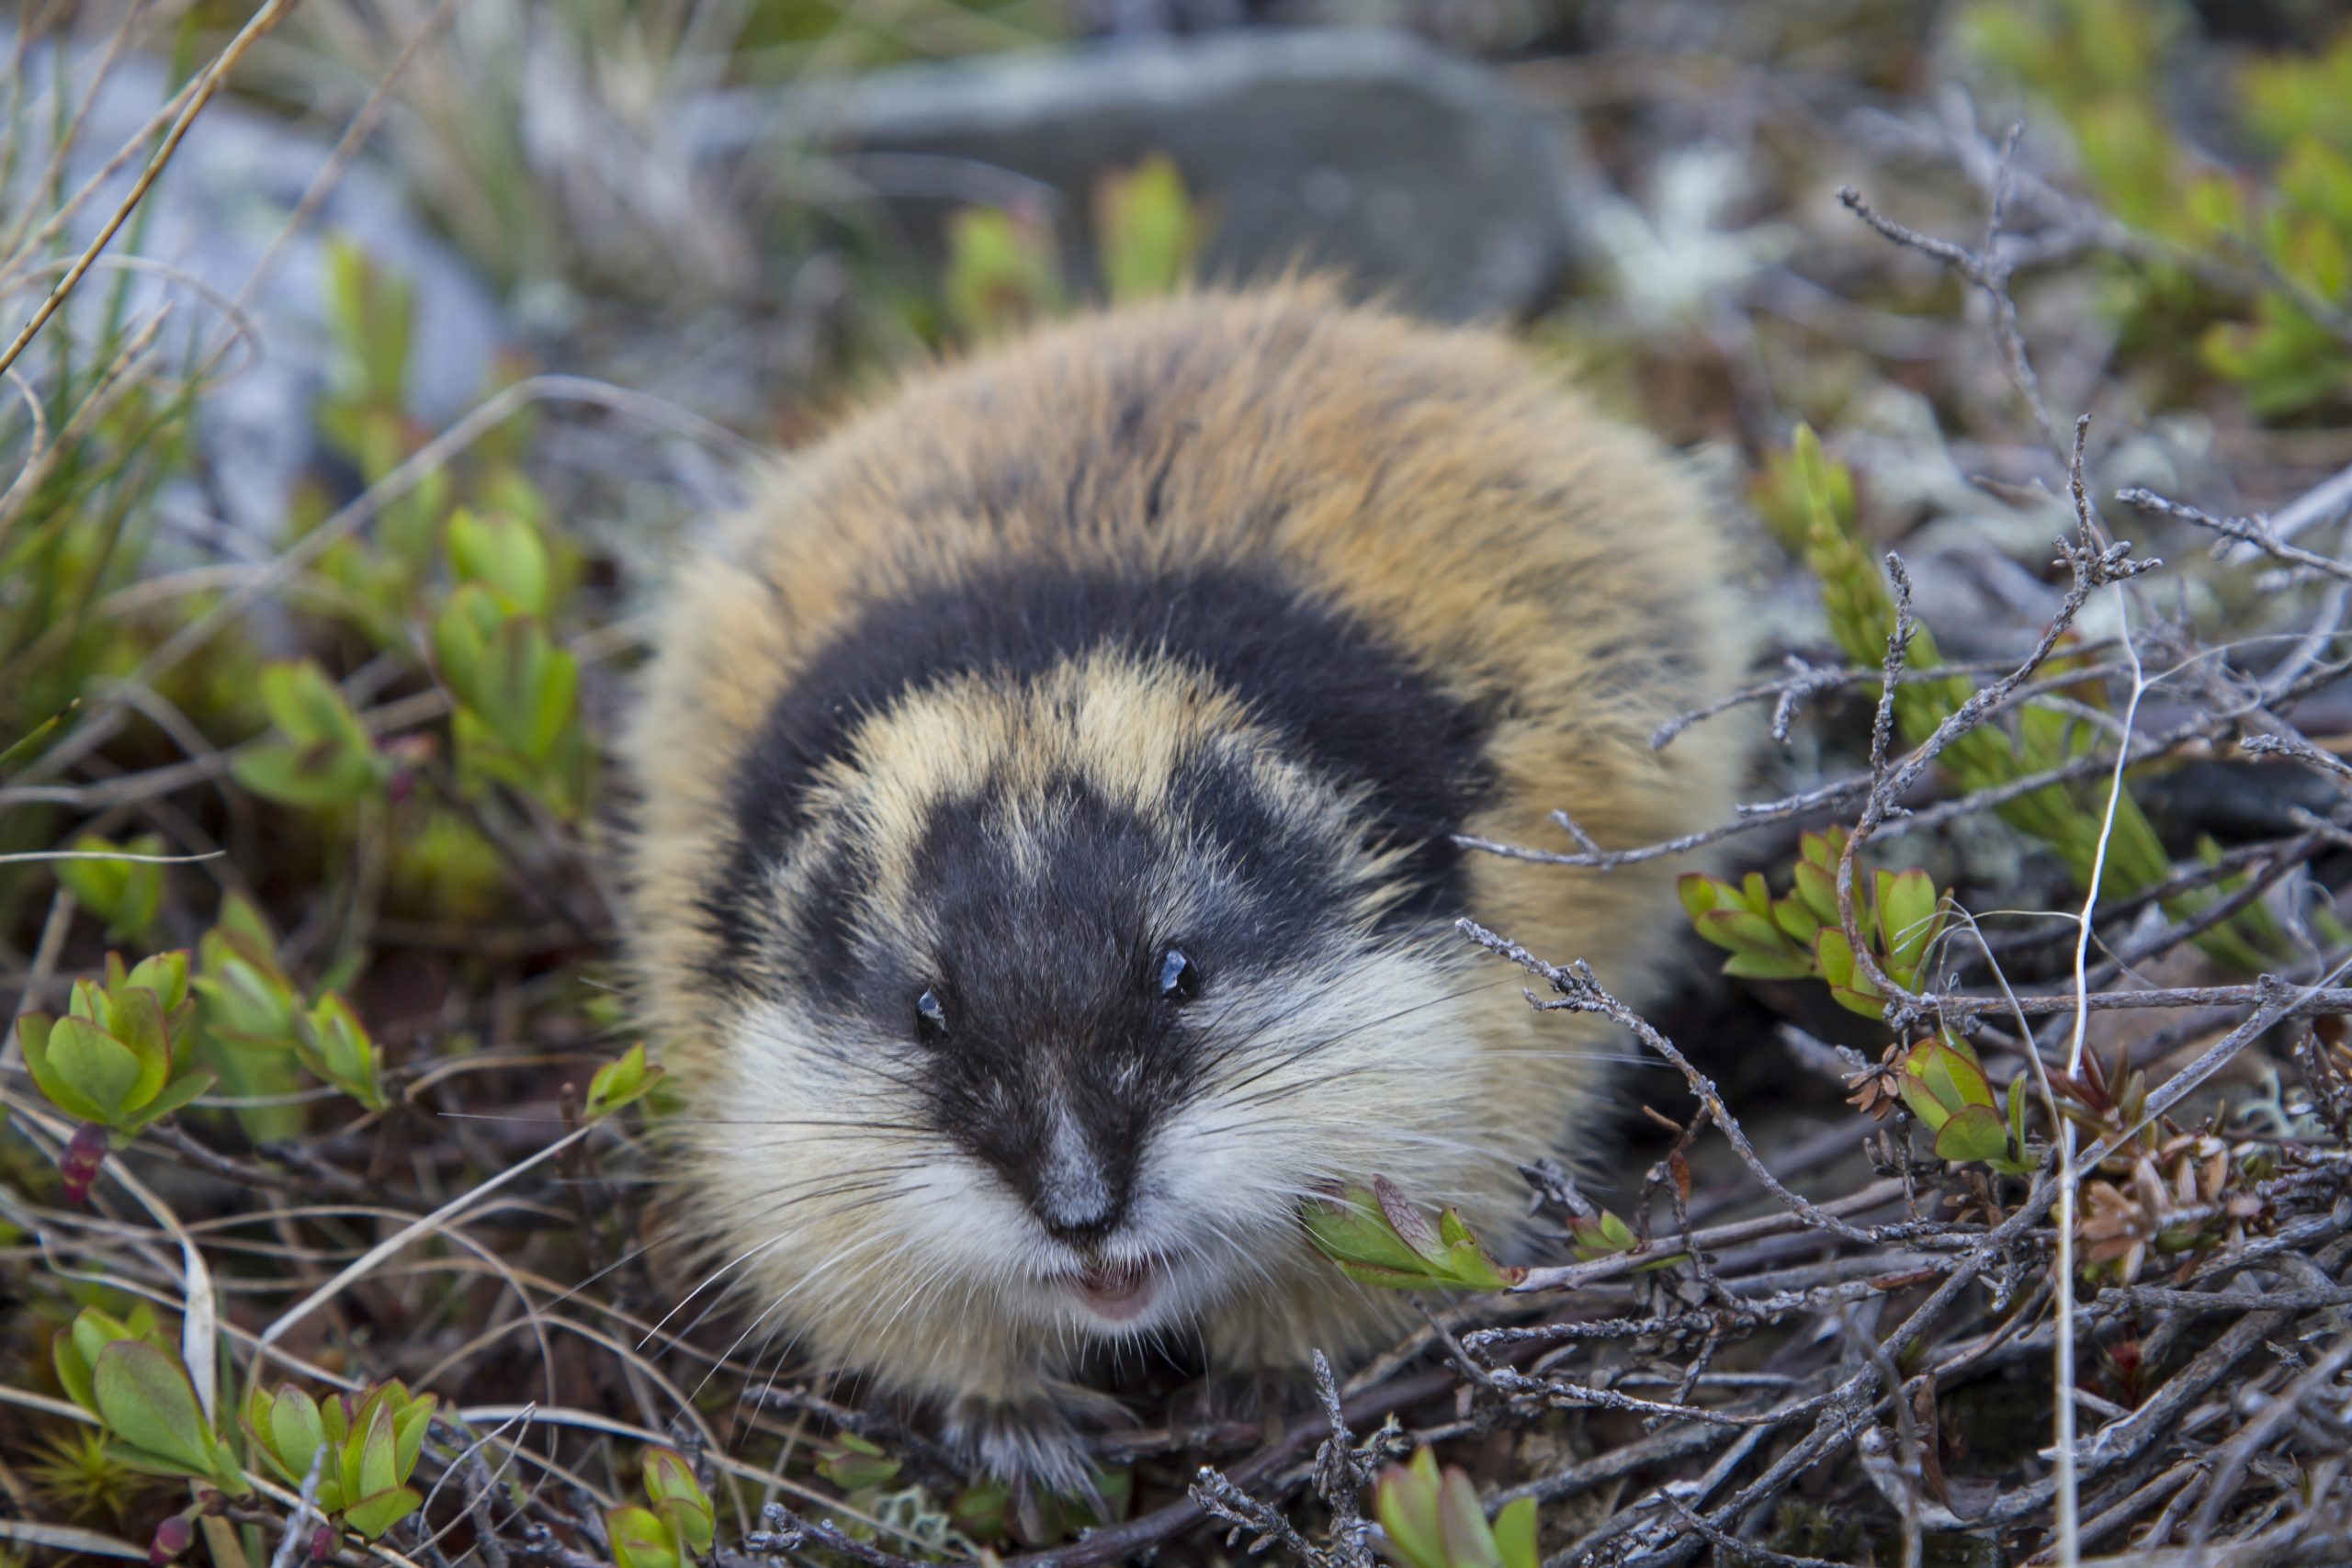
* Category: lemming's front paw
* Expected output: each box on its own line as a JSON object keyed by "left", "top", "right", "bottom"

{"left": 940, "top": 1389, "right": 1118, "bottom": 1502}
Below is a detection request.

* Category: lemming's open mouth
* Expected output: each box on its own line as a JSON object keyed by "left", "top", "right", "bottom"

{"left": 1065, "top": 1257, "right": 1158, "bottom": 1324}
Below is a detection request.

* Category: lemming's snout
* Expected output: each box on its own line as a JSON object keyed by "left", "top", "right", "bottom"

{"left": 1018, "top": 1105, "right": 1135, "bottom": 1247}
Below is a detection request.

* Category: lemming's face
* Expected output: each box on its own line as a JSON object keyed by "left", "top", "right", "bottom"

{"left": 695, "top": 656, "right": 1496, "bottom": 1349}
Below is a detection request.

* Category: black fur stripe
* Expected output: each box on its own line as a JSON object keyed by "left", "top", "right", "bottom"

{"left": 706, "top": 562, "right": 1495, "bottom": 960}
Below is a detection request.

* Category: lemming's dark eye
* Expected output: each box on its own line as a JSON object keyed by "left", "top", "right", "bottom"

{"left": 914, "top": 989, "right": 950, "bottom": 1043}
{"left": 1158, "top": 948, "right": 1199, "bottom": 1002}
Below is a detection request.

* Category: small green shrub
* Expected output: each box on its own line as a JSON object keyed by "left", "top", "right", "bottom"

{"left": 1966, "top": 0, "right": 2352, "bottom": 417}
{"left": 53, "top": 1307, "right": 248, "bottom": 1498}
{"left": 19, "top": 953, "right": 211, "bottom": 1144}
{"left": 1304, "top": 1177, "right": 1524, "bottom": 1291}
{"left": 1780, "top": 425, "right": 2278, "bottom": 970}
{"left": 243, "top": 1381, "right": 438, "bottom": 1539}
{"left": 940, "top": 155, "right": 1209, "bottom": 343}
{"left": 605, "top": 1447, "right": 715, "bottom": 1568}
{"left": 1374, "top": 1449, "right": 1538, "bottom": 1568}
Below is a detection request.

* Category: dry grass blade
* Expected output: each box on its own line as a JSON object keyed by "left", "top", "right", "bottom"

{"left": 0, "top": 0, "right": 300, "bottom": 380}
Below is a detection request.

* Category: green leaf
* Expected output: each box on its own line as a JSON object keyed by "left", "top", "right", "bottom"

{"left": 1829, "top": 986, "right": 1889, "bottom": 1020}
{"left": 1791, "top": 857, "right": 1841, "bottom": 932}
{"left": 1335, "top": 1259, "right": 1440, "bottom": 1290}
{"left": 54, "top": 1324, "right": 100, "bottom": 1416}
{"left": 22, "top": 1012, "right": 106, "bottom": 1122}
{"left": 1897, "top": 1034, "right": 1998, "bottom": 1133}
{"left": 260, "top": 662, "right": 370, "bottom": 750}
{"left": 323, "top": 237, "right": 413, "bottom": 412}
{"left": 1375, "top": 1453, "right": 1444, "bottom": 1568}
{"left": 390, "top": 1390, "right": 435, "bottom": 1483}
{"left": 817, "top": 1434, "right": 902, "bottom": 1494}
{"left": 605, "top": 1506, "right": 679, "bottom": 1568}
{"left": 1494, "top": 1497, "right": 1539, "bottom": 1568}
{"left": 70, "top": 1308, "right": 146, "bottom": 1383}
{"left": 1677, "top": 873, "right": 1727, "bottom": 921}
{"left": 640, "top": 1446, "right": 698, "bottom": 1504}
{"left": 343, "top": 1396, "right": 399, "bottom": 1517}
{"left": 431, "top": 585, "right": 503, "bottom": 697}
{"left": 1933, "top": 1104, "right": 2015, "bottom": 1165}
{"left": 943, "top": 205, "right": 1064, "bottom": 339}
{"left": 1769, "top": 891, "right": 1823, "bottom": 947}
{"left": 1895, "top": 1073, "right": 1947, "bottom": 1130}
{"left": 1438, "top": 1235, "right": 1519, "bottom": 1292}
{"left": 584, "top": 1043, "right": 662, "bottom": 1120}
{"left": 42, "top": 1014, "right": 146, "bottom": 1122}
{"left": 469, "top": 617, "right": 576, "bottom": 761}
{"left": 1093, "top": 153, "right": 1204, "bottom": 301}
{"left": 1814, "top": 927, "right": 1889, "bottom": 1018}
{"left": 1720, "top": 947, "right": 1820, "bottom": 981}
{"left": 129, "top": 1070, "right": 216, "bottom": 1132}
{"left": 1438, "top": 1467, "right": 1505, "bottom": 1568}
{"left": 122, "top": 953, "right": 190, "bottom": 1014}
{"left": 90, "top": 1342, "right": 220, "bottom": 1483}
{"left": 106, "top": 1441, "right": 221, "bottom": 1483}
{"left": 1917, "top": 1035, "right": 1996, "bottom": 1111}
{"left": 232, "top": 739, "right": 379, "bottom": 809}
{"left": 1568, "top": 1209, "right": 1638, "bottom": 1261}
{"left": 1306, "top": 1182, "right": 1521, "bottom": 1290}
{"left": 1797, "top": 826, "right": 1845, "bottom": 873}
{"left": 217, "top": 893, "right": 276, "bottom": 952}
{"left": 1814, "top": 928, "right": 1855, "bottom": 989}
{"left": 1693, "top": 907, "right": 1802, "bottom": 962}
{"left": 69, "top": 976, "right": 105, "bottom": 1026}
{"left": 107, "top": 987, "right": 174, "bottom": 1112}
{"left": 198, "top": 953, "right": 298, "bottom": 1047}
{"left": 58, "top": 836, "right": 164, "bottom": 942}
{"left": 300, "top": 993, "right": 384, "bottom": 1109}
{"left": 643, "top": 1448, "right": 713, "bottom": 1552}
{"left": 1877, "top": 869, "right": 1943, "bottom": 980}
{"left": 1303, "top": 1187, "right": 1434, "bottom": 1277}
{"left": 447, "top": 509, "right": 553, "bottom": 620}
{"left": 259, "top": 1384, "right": 328, "bottom": 1487}
{"left": 342, "top": 1485, "right": 423, "bottom": 1540}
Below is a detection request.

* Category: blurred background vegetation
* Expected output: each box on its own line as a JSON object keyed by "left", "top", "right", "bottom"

{"left": 6, "top": 0, "right": 2352, "bottom": 1563}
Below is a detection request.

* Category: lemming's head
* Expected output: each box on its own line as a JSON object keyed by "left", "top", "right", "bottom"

{"left": 685, "top": 642, "right": 1506, "bottom": 1347}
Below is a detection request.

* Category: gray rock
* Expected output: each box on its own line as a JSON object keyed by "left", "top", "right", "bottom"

{"left": 5, "top": 34, "right": 506, "bottom": 544}
{"left": 693, "top": 28, "right": 1582, "bottom": 321}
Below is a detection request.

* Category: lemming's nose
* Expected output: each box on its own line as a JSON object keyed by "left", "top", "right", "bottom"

{"left": 1035, "top": 1187, "right": 1123, "bottom": 1246}
{"left": 1032, "top": 1110, "right": 1127, "bottom": 1245}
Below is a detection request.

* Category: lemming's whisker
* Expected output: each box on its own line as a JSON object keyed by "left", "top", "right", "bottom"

{"left": 694, "top": 1229, "right": 901, "bottom": 1403}
{"left": 1465, "top": 1050, "right": 1674, "bottom": 1067}
{"left": 651, "top": 1164, "right": 931, "bottom": 1345}
{"left": 864, "top": 1246, "right": 972, "bottom": 1371}
{"left": 1186, "top": 953, "right": 1437, "bottom": 1080}
{"left": 661, "top": 1116, "right": 934, "bottom": 1133}
{"left": 749, "top": 1229, "right": 958, "bottom": 1404}
{"left": 686, "top": 1168, "right": 930, "bottom": 1239}
{"left": 1219, "top": 1056, "right": 1448, "bottom": 1111}
{"left": 797, "top": 1048, "right": 933, "bottom": 1099}
{"left": 1205, "top": 975, "right": 1509, "bottom": 1098}
{"left": 649, "top": 1230, "right": 803, "bottom": 1350}
{"left": 1183, "top": 1111, "right": 1534, "bottom": 1179}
